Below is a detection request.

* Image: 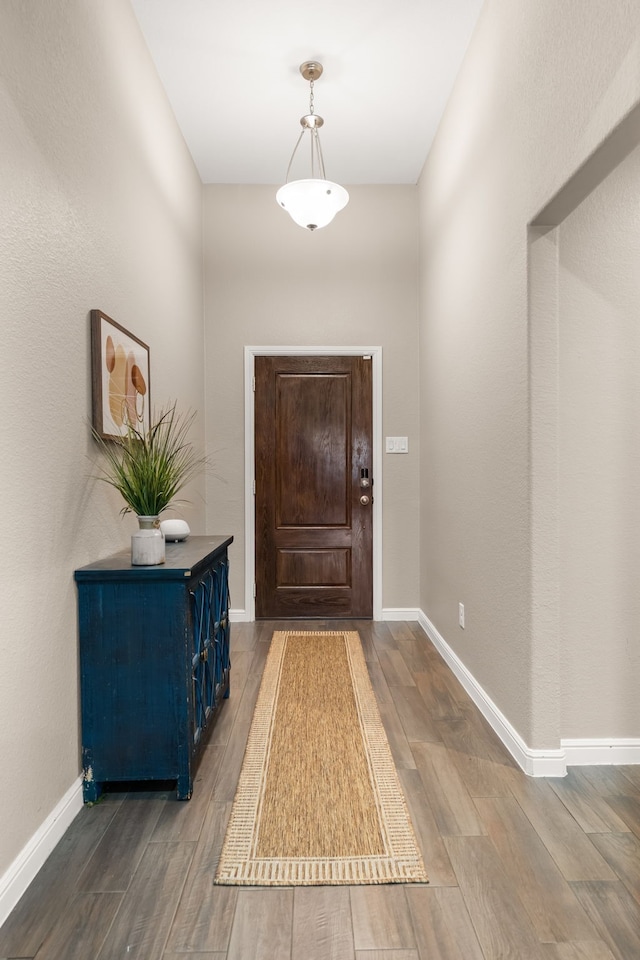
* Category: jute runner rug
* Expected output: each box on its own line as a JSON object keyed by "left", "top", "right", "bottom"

{"left": 214, "top": 631, "right": 428, "bottom": 885}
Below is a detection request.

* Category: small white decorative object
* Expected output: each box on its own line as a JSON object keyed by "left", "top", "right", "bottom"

{"left": 131, "top": 516, "right": 165, "bottom": 565}
{"left": 160, "top": 518, "right": 190, "bottom": 542}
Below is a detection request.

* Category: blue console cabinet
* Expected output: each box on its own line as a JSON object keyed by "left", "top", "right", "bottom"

{"left": 75, "top": 535, "right": 232, "bottom": 801}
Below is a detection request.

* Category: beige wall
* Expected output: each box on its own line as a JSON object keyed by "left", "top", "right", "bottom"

{"left": 559, "top": 142, "right": 640, "bottom": 738}
{"left": 418, "top": 0, "right": 640, "bottom": 748}
{"left": 203, "top": 185, "right": 420, "bottom": 613}
{"left": 0, "top": 0, "right": 204, "bottom": 882}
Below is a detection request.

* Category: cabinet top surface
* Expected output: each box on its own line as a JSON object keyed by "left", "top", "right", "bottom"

{"left": 74, "top": 535, "right": 233, "bottom": 582}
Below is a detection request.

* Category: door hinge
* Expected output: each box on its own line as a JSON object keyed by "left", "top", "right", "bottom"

{"left": 252, "top": 376, "right": 256, "bottom": 392}
{"left": 253, "top": 479, "right": 256, "bottom": 495}
{"left": 253, "top": 582, "right": 257, "bottom": 598}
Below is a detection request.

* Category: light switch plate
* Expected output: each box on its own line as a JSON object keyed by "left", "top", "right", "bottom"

{"left": 385, "top": 436, "right": 409, "bottom": 453}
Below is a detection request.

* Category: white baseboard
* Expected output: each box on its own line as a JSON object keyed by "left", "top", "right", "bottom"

{"left": 0, "top": 777, "right": 83, "bottom": 929}
{"left": 229, "top": 608, "right": 250, "bottom": 622}
{"left": 417, "top": 611, "right": 567, "bottom": 777}
{"left": 231, "top": 608, "right": 423, "bottom": 623}
{"left": 562, "top": 739, "right": 640, "bottom": 766}
{"left": 381, "top": 608, "right": 421, "bottom": 621}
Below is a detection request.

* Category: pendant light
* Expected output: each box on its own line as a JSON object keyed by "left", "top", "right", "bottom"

{"left": 276, "top": 61, "right": 349, "bottom": 231}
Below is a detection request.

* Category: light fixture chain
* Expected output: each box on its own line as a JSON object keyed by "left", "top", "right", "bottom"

{"left": 309, "top": 78, "right": 314, "bottom": 115}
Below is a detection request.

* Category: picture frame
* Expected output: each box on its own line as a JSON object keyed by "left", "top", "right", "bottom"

{"left": 91, "top": 310, "right": 151, "bottom": 440}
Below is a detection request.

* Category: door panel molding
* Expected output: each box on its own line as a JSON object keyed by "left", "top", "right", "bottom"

{"left": 244, "top": 345, "right": 383, "bottom": 621}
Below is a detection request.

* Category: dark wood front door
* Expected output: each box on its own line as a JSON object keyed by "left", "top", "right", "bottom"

{"left": 255, "top": 355, "right": 373, "bottom": 619}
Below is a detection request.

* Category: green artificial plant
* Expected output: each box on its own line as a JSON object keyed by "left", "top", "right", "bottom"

{"left": 92, "top": 401, "right": 205, "bottom": 518}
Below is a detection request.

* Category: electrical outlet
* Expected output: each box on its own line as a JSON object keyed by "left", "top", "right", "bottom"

{"left": 459, "top": 603, "right": 465, "bottom": 628}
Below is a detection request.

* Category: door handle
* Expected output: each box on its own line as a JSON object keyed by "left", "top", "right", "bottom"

{"left": 360, "top": 495, "right": 371, "bottom": 506}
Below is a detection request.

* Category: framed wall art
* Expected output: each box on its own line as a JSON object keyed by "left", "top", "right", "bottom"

{"left": 91, "top": 310, "right": 150, "bottom": 440}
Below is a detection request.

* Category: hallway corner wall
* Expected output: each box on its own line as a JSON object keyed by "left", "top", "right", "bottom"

{"left": 558, "top": 140, "right": 640, "bottom": 739}
{"left": 0, "top": 0, "right": 204, "bottom": 909}
{"left": 417, "top": 0, "right": 640, "bottom": 749}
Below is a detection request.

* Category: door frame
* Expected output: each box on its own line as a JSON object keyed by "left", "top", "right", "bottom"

{"left": 244, "top": 345, "right": 383, "bottom": 621}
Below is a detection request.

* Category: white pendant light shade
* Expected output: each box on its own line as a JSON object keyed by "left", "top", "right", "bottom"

{"left": 276, "top": 178, "right": 349, "bottom": 231}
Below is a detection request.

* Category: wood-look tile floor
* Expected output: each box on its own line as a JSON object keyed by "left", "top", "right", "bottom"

{"left": 2, "top": 620, "right": 640, "bottom": 960}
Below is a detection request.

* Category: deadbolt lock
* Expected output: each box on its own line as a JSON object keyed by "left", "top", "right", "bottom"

{"left": 360, "top": 467, "right": 372, "bottom": 492}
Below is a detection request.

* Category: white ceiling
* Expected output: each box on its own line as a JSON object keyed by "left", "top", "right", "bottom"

{"left": 130, "top": 0, "right": 483, "bottom": 185}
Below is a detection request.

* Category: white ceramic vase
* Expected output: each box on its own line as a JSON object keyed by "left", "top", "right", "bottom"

{"left": 131, "top": 515, "right": 165, "bottom": 565}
